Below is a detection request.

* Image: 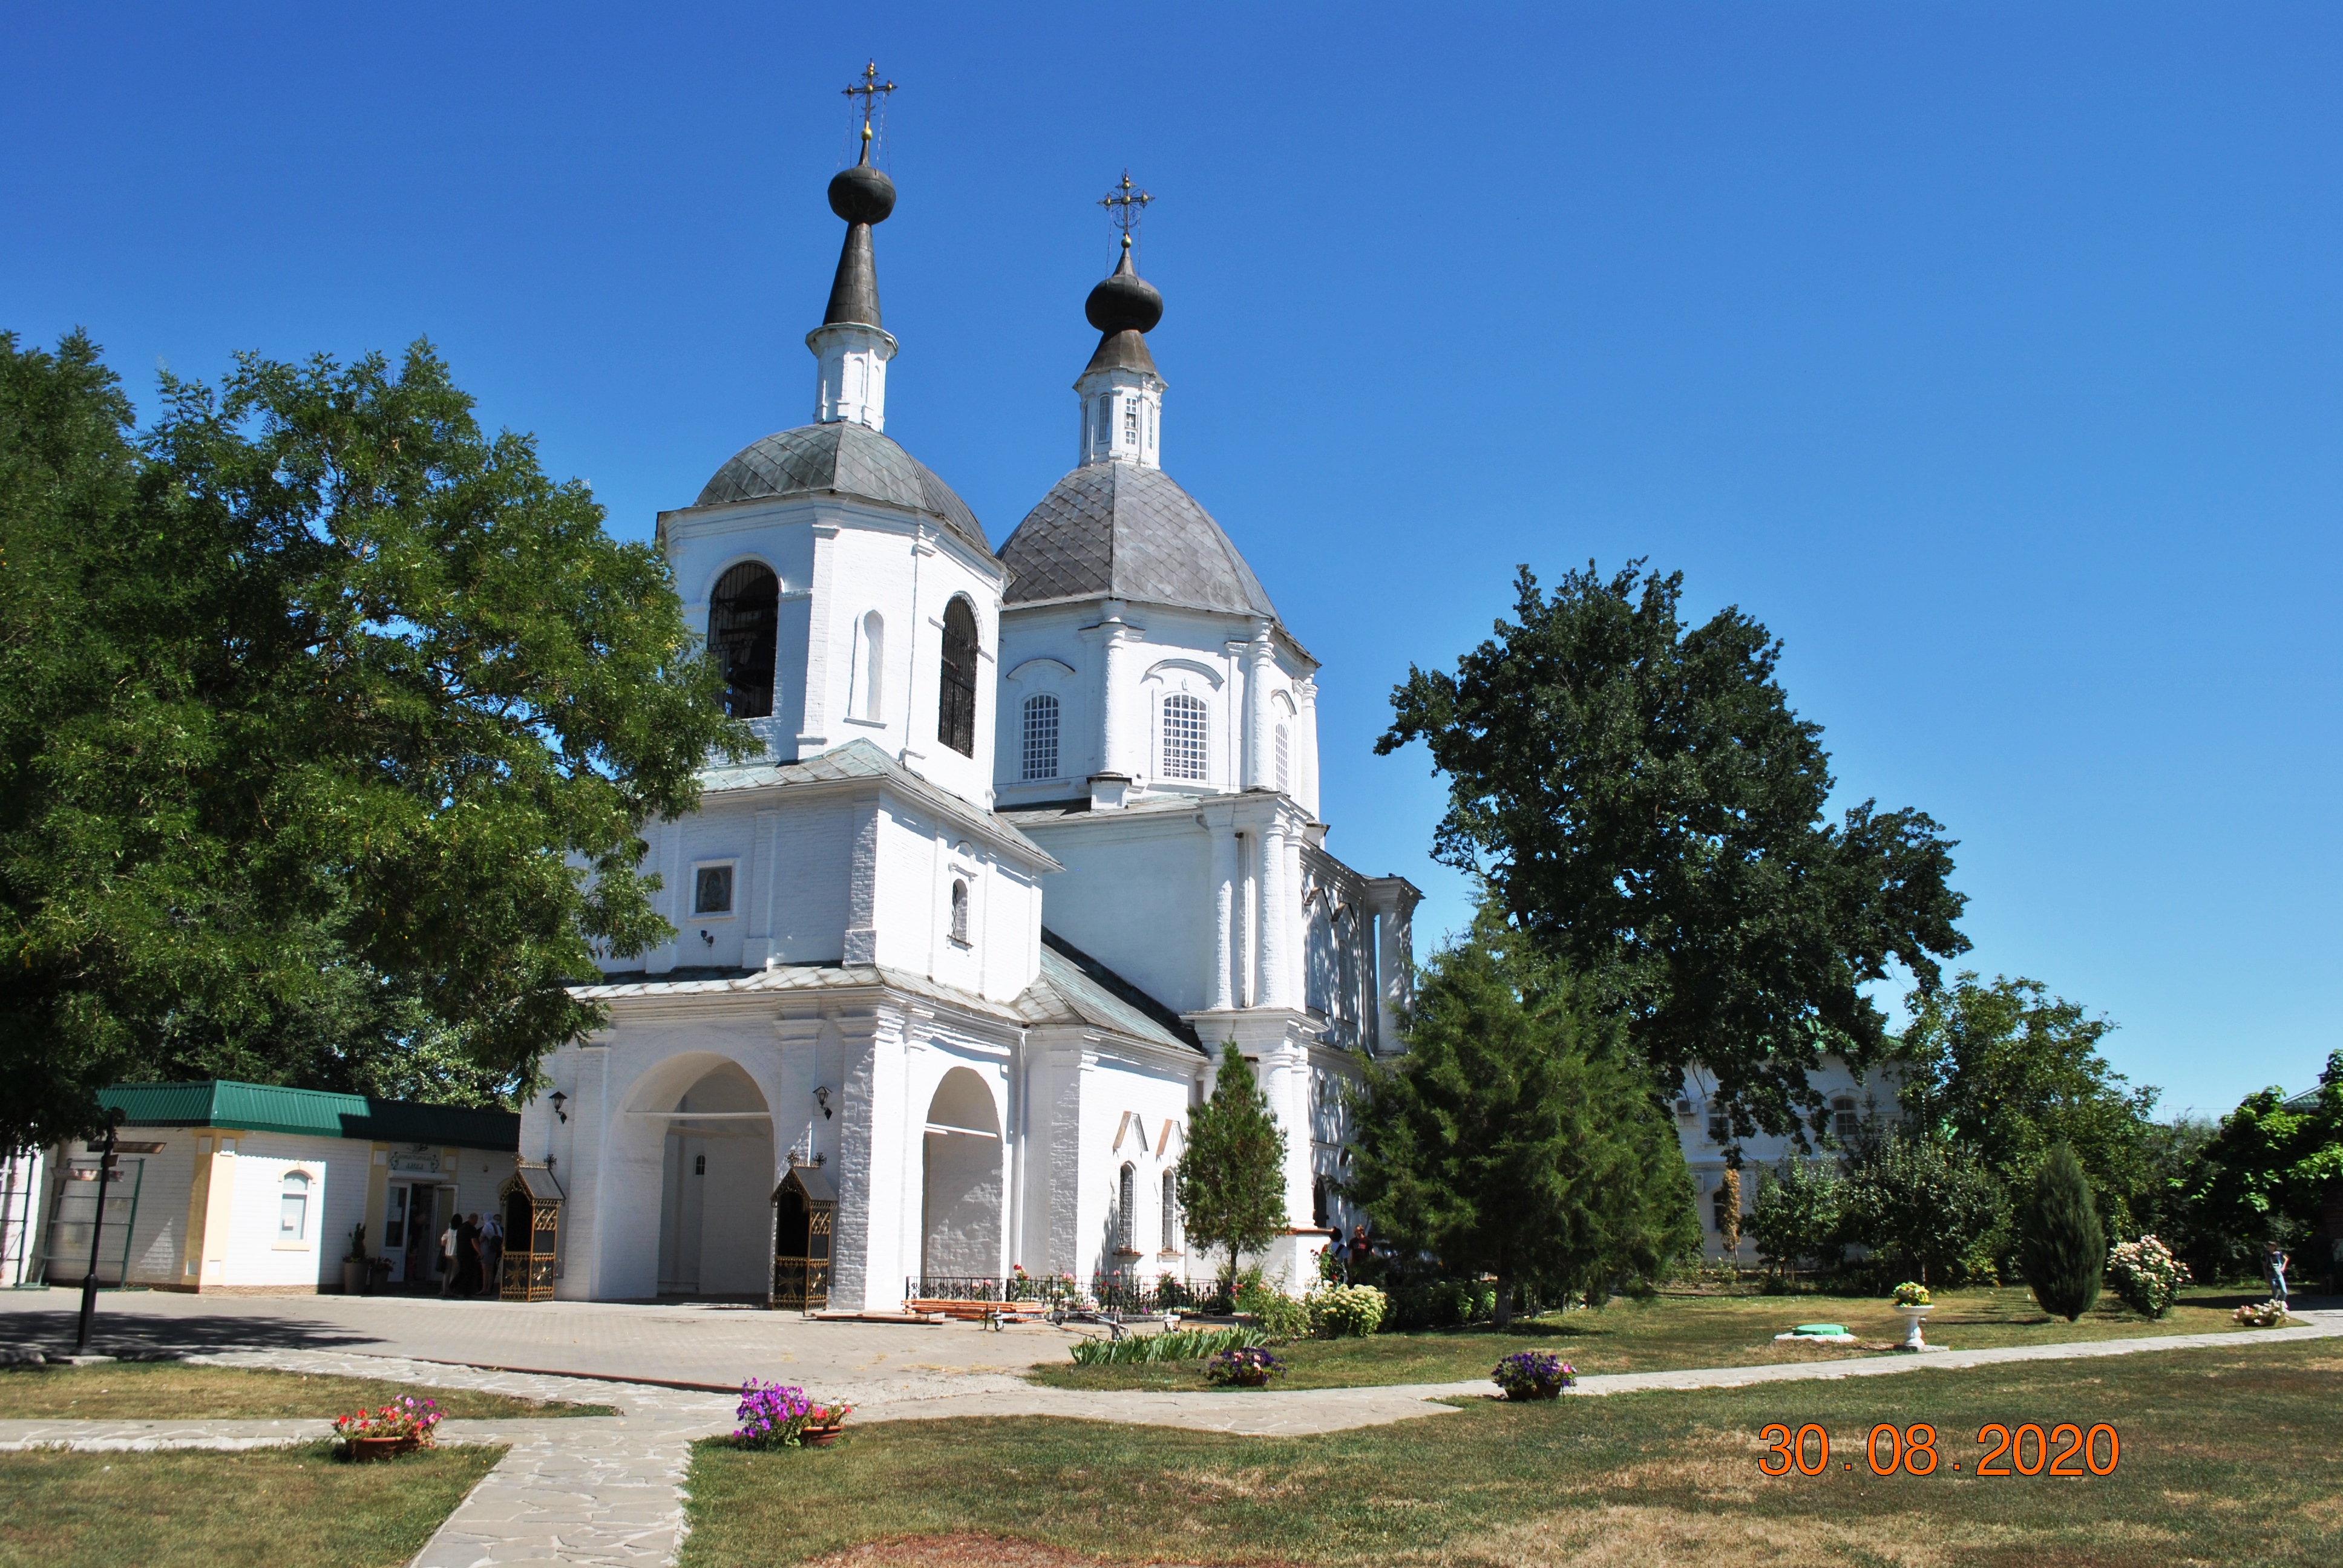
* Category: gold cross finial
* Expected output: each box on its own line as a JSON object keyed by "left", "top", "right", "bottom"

{"left": 843, "top": 60, "right": 896, "bottom": 166}
{"left": 1099, "top": 171, "right": 1154, "bottom": 247}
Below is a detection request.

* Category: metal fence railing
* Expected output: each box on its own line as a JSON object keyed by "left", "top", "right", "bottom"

{"left": 906, "top": 1272, "right": 1225, "bottom": 1313}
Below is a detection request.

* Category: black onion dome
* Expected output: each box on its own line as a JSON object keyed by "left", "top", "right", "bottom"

{"left": 698, "top": 423, "right": 992, "bottom": 558}
{"left": 828, "top": 163, "right": 896, "bottom": 226}
{"left": 1000, "top": 463, "right": 1279, "bottom": 622}
{"left": 1084, "top": 243, "right": 1163, "bottom": 335}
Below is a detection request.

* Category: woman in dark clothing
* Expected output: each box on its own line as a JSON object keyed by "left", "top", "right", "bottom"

{"left": 457, "top": 1214, "right": 483, "bottom": 1296}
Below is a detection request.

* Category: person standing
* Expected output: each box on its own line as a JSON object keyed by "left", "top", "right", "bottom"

{"left": 480, "top": 1211, "right": 505, "bottom": 1300}
{"left": 2266, "top": 1240, "right": 2290, "bottom": 1308}
{"left": 438, "top": 1217, "right": 459, "bottom": 1299}
{"left": 457, "top": 1213, "right": 482, "bottom": 1297}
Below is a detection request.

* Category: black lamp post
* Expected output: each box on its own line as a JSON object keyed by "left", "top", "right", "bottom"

{"left": 73, "top": 1115, "right": 120, "bottom": 1357}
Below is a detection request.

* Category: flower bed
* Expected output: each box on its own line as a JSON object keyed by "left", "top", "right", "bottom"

{"left": 733, "top": 1380, "right": 854, "bottom": 1449}
{"left": 1205, "top": 1347, "right": 1285, "bottom": 1388}
{"left": 1492, "top": 1351, "right": 1575, "bottom": 1401}
{"left": 334, "top": 1396, "right": 441, "bottom": 1459}
{"left": 2233, "top": 1299, "right": 2289, "bottom": 1328}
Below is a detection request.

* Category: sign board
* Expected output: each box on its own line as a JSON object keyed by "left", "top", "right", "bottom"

{"left": 388, "top": 1147, "right": 441, "bottom": 1174}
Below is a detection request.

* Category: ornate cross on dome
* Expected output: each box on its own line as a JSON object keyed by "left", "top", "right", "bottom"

{"left": 842, "top": 60, "right": 896, "bottom": 164}
{"left": 1099, "top": 171, "right": 1154, "bottom": 241}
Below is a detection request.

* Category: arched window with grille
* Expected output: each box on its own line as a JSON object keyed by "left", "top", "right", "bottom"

{"left": 1160, "top": 1170, "right": 1179, "bottom": 1252}
{"left": 1117, "top": 1162, "right": 1138, "bottom": 1252}
{"left": 1832, "top": 1096, "right": 1861, "bottom": 1143}
{"left": 709, "top": 562, "right": 780, "bottom": 719}
{"left": 949, "top": 878, "right": 969, "bottom": 945}
{"left": 1021, "top": 693, "right": 1060, "bottom": 781}
{"left": 937, "top": 597, "right": 978, "bottom": 757}
{"left": 1161, "top": 693, "right": 1208, "bottom": 780}
{"left": 279, "top": 1170, "right": 312, "bottom": 1243}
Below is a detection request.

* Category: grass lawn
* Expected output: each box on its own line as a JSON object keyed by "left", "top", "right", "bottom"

{"left": 0, "top": 1361, "right": 614, "bottom": 1420}
{"left": 0, "top": 1441, "right": 501, "bottom": 1568}
{"left": 1028, "top": 1285, "right": 2289, "bottom": 1391}
{"left": 681, "top": 1339, "right": 2343, "bottom": 1567}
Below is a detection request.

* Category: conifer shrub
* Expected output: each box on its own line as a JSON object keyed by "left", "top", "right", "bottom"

{"left": 2020, "top": 1142, "right": 2103, "bottom": 1321}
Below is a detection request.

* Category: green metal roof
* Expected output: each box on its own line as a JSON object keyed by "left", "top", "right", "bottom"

{"left": 97, "top": 1080, "right": 519, "bottom": 1151}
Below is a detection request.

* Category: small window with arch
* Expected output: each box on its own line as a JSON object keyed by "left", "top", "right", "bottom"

{"left": 279, "top": 1170, "right": 311, "bottom": 1242}
{"left": 1832, "top": 1096, "right": 1861, "bottom": 1143}
{"left": 1117, "top": 1162, "right": 1138, "bottom": 1253}
{"left": 1021, "top": 693, "right": 1060, "bottom": 781}
{"left": 1162, "top": 693, "right": 1208, "bottom": 780}
{"left": 949, "top": 878, "right": 970, "bottom": 946}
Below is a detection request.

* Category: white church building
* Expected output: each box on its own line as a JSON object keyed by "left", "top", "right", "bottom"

{"left": 520, "top": 145, "right": 1419, "bottom": 1310}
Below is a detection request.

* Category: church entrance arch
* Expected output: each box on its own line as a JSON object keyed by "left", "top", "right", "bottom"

{"left": 618, "top": 1056, "right": 775, "bottom": 1300}
{"left": 919, "top": 1066, "right": 1003, "bottom": 1289}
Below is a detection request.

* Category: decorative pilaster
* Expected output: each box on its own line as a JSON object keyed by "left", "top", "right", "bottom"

{"left": 1255, "top": 819, "right": 1288, "bottom": 1008}
{"left": 1244, "top": 621, "right": 1277, "bottom": 791}
{"left": 1209, "top": 823, "right": 1240, "bottom": 1011}
{"left": 797, "top": 523, "right": 841, "bottom": 754}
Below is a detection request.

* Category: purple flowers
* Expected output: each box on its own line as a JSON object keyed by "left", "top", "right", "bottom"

{"left": 1492, "top": 1351, "right": 1575, "bottom": 1400}
{"left": 732, "top": 1379, "right": 851, "bottom": 1449}
{"left": 1205, "top": 1346, "right": 1285, "bottom": 1387}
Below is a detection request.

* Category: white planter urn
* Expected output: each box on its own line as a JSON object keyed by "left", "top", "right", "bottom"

{"left": 1893, "top": 1303, "right": 1935, "bottom": 1351}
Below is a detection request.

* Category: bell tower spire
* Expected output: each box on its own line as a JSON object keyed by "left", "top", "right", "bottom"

{"left": 809, "top": 62, "right": 899, "bottom": 430}
{"left": 1075, "top": 171, "right": 1166, "bottom": 469}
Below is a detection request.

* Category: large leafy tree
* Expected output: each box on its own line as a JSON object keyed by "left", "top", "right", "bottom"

{"left": 0, "top": 332, "right": 741, "bottom": 1148}
{"left": 2184, "top": 1052, "right": 2343, "bottom": 1279}
{"left": 1175, "top": 1041, "right": 1291, "bottom": 1296}
{"left": 1840, "top": 1131, "right": 2006, "bottom": 1286}
{"left": 1895, "top": 973, "right": 2159, "bottom": 1241}
{"left": 1345, "top": 905, "right": 1699, "bottom": 1324}
{"left": 1380, "top": 564, "right": 1969, "bottom": 1135}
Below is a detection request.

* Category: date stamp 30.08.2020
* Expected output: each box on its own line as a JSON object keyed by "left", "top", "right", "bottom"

{"left": 1758, "top": 1423, "right": 2122, "bottom": 1477}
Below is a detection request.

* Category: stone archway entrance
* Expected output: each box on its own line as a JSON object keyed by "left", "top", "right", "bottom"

{"left": 652, "top": 1061, "right": 775, "bottom": 1298}
{"left": 919, "top": 1067, "right": 1003, "bottom": 1289}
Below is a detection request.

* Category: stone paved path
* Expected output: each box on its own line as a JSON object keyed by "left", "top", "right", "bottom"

{"left": 5, "top": 1304, "right": 2335, "bottom": 1566}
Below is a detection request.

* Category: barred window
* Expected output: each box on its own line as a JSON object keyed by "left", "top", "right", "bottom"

{"left": 1021, "top": 693, "right": 1060, "bottom": 781}
{"left": 709, "top": 561, "right": 779, "bottom": 719}
{"left": 1162, "top": 693, "right": 1208, "bottom": 780}
{"left": 1161, "top": 1170, "right": 1179, "bottom": 1251}
{"left": 1118, "top": 1163, "right": 1137, "bottom": 1252}
{"left": 1275, "top": 723, "right": 1291, "bottom": 794}
{"left": 937, "top": 597, "right": 978, "bottom": 757}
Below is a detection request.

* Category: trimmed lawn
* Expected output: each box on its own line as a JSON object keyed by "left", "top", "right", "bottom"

{"left": 683, "top": 1339, "right": 2343, "bottom": 1566}
{"left": 1027, "top": 1285, "right": 2287, "bottom": 1391}
{"left": 0, "top": 1441, "right": 501, "bottom": 1568}
{"left": 0, "top": 1361, "right": 613, "bottom": 1420}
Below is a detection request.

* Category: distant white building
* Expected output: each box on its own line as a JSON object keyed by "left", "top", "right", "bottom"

{"left": 1672, "top": 1062, "right": 1900, "bottom": 1260}
{"left": 22, "top": 1080, "right": 517, "bottom": 1294}
{"left": 526, "top": 150, "right": 1418, "bottom": 1309}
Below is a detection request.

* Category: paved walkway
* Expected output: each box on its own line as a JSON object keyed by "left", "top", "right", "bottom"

{"left": 5, "top": 1301, "right": 2337, "bottom": 1566}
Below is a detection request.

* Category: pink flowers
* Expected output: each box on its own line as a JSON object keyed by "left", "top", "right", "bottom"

{"left": 333, "top": 1395, "right": 442, "bottom": 1446}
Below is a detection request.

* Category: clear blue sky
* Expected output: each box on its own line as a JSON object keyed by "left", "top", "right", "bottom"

{"left": 8, "top": 4, "right": 2338, "bottom": 1119}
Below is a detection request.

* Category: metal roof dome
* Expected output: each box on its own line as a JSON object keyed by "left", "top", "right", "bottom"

{"left": 999, "top": 462, "right": 1279, "bottom": 621}
{"left": 696, "top": 422, "right": 991, "bottom": 558}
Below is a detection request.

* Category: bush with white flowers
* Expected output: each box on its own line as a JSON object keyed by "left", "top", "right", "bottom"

{"left": 2106, "top": 1235, "right": 2190, "bottom": 1319}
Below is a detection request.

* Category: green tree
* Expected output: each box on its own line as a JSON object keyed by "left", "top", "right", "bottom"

{"left": 1749, "top": 1158, "right": 1848, "bottom": 1275}
{"left": 1841, "top": 1133, "right": 2005, "bottom": 1286}
{"left": 1895, "top": 973, "right": 2157, "bottom": 1242}
{"left": 2020, "top": 1142, "right": 2104, "bottom": 1321}
{"left": 1378, "top": 563, "right": 1968, "bottom": 1137}
{"left": 1176, "top": 1042, "right": 1290, "bottom": 1298}
{"left": 2184, "top": 1052, "right": 2343, "bottom": 1280}
{"left": 1344, "top": 906, "right": 1699, "bottom": 1326}
{"left": 0, "top": 333, "right": 742, "bottom": 1148}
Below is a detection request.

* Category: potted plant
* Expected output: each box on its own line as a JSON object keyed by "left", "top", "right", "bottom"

{"left": 341, "top": 1223, "right": 369, "bottom": 1296}
{"left": 1891, "top": 1281, "right": 1935, "bottom": 1351}
{"left": 1492, "top": 1350, "right": 1576, "bottom": 1401}
{"left": 1205, "top": 1345, "right": 1285, "bottom": 1388}
{"left": 732, "top": 1380, "right": 854, "bottom": 1448}
{"left": 335, "top": 1396, "right": 441, "bottom": 1460}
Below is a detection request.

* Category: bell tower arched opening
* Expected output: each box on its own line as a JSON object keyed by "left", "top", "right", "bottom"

{"left": 918, "top": 1066, "right": 1003, "bottom": 1287}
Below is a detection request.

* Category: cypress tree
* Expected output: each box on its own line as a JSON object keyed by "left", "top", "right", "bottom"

{"left": 2020, "top": 1142, "right": 2103, "bottom": 1321}
{"left": 1175, "top": 1041, "right": 1289, "bottom": 1299}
